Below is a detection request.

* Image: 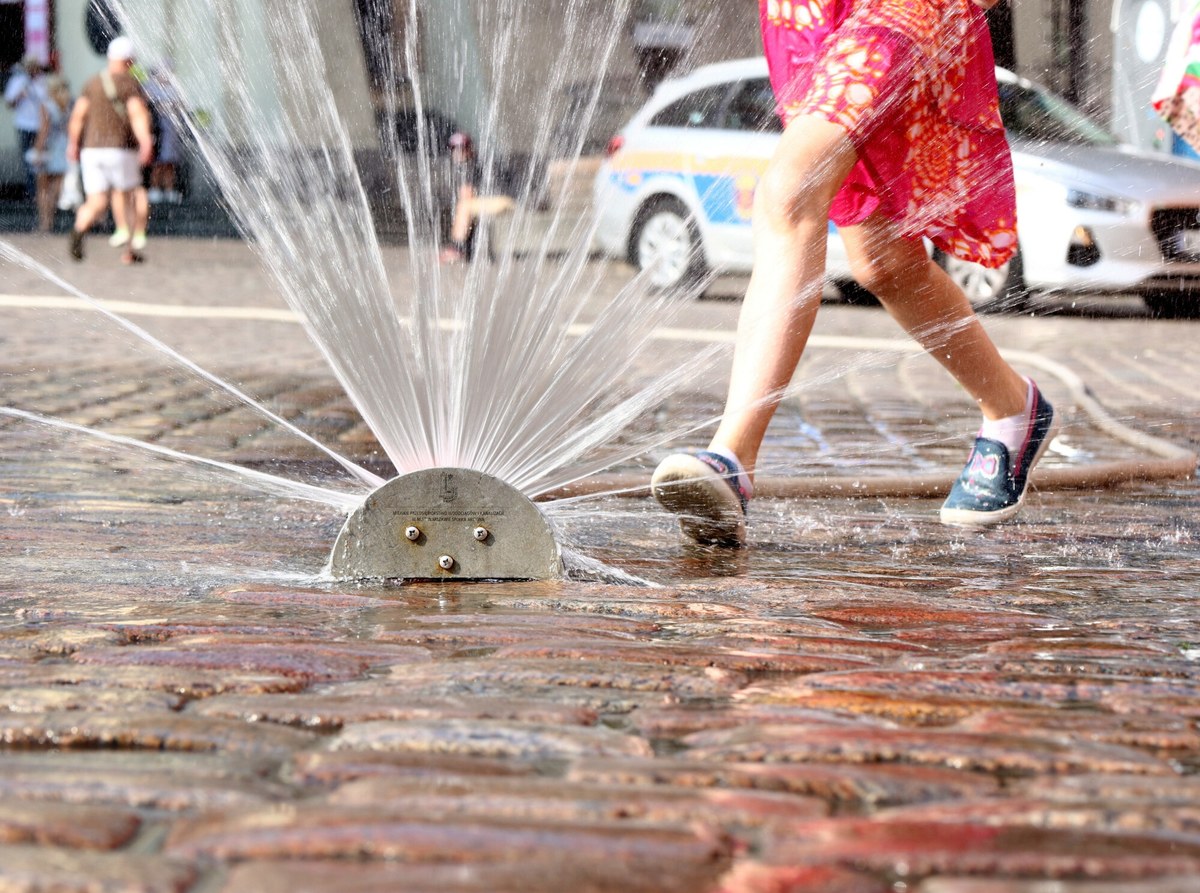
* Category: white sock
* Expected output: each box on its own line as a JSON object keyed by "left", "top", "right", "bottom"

{"left": 978, "top": 378, "right": 1035, "bottom": 454}
{"left": 707, "top": 445, "right": 754, "bottom": 500}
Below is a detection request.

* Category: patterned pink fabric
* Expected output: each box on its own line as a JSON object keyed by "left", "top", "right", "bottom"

{"left": 760, "top": 0, "right": 1018, "bottom": 268}
{"left": 1153, "top": 0, "right": 1200, "bottom": 153}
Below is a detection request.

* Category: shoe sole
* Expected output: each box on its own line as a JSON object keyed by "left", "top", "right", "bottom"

{"left": 940, "top": 413, "right": 1062, "bottom": 527}
{"left": 651, "top": 454, "right": 746, "bottom": 546}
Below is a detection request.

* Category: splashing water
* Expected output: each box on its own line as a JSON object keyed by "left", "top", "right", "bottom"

{"left": 4, "top": 0, "right": 1004, "bottom": 500}
{"left": 0, "top": 406, "right": 361, "bottom": 512}
{"left": 9, "top": 0, "right": 1176, "bottom": 583}
{"left": 40, "top": 0, "right": 733, "bottom": 503}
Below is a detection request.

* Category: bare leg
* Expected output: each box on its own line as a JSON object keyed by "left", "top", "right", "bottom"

{"left": 132, "top": 186, "right": 149, "bottom": 235}
{"left": 111, "top": 188, "right": 131, "bottom": 236}
{"left": 709, "top": 115, "right": 859, "bottom": 479}
{"left": 117, "top": 187, "right": 150, "bottom": 262}
{"left": 69, "top": 189, "right": 110, "bottom": 260}
{"left": 450, "top": 185, "right": 476, "bottom": 243}
{"left": 73, "top": 190, "right": 110, "bottom": 234}
{"left": 36, "top": 172, "right": 56, "bottom": 232}
{"left": 839, "top": 217, "right": 1026, "bottom": 420}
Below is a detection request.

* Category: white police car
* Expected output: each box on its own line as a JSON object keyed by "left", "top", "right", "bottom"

{"left": 593, "top": 57, "right": 1200, "bottom": 318}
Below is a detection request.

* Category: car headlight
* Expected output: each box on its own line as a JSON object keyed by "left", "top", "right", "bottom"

{"left": 1065, "top": 188, "right": 1137, "bottom": 215}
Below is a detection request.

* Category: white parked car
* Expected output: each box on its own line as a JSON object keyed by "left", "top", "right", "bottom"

{"left": 593, "top": 57, "right": 1200, "bottom": 318}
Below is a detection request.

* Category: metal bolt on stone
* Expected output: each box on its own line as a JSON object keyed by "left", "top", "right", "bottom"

{"left": 327, "top": 468, "right": 562, "bottom": 582}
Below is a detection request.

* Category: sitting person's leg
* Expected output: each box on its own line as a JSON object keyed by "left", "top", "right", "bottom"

{"left": 441, "top": 181, "right": 477, "bottom": 263}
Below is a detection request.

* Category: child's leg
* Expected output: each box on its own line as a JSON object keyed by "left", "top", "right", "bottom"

{"left": 652, "top": 115, "right": 857, "bottom": 545}
{"left": 709, "top": 114, "right": 860, "bottom": 477}
{"left": 838, "top": 216, "right": 1026, "bottom": 420}
{"left": 841, "top": 216, "right": 1058, "bottom": 525}
{"left": 37, "top": 172, "right": 55, "bottom": 232}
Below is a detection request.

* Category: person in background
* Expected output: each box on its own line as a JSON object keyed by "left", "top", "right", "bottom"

{"left": 121, "top": 176, "right": 151, "bottom": 260}
{"left": 439, "top": 131, "right": 513, "bottom": 263}
{"left": 66, "top": 36, "right": 154, "bottom": 264}
{"left": 1153, "top": 0, "right": 1200, "bottom": 153}
{"left": 5, "top": 55, "right": 47, "bottom": 200}
{"left": 650, "top": 0, "right": 1058, "bottom": 546}
{"left": 145, "top": 63, "right": 183, "bottom": 204}
{"left": 32, "top": 76, "right": 72, "bottom": 233}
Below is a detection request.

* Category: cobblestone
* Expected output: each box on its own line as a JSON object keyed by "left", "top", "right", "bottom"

{"left": 163, "top": 808, "right": 734, "bottom": 875}
{"left": 0, "top": 751, "right": 290, "bottom": 810}
{"left": 186, "top": 690, "right": 599, "bottom": 730}
{"left": 217, "top": 857, "right": 720, "bottom": 893}
{"left": 0, "top": 801, "right": 142, "bottom": 849}
{"left": 324, "top": 774, "right": 827, "bottom": 826}
{"left": 328, "top": 717, "right": 655, "bottom": 760}
{"left": 681, "top": 722, "right": 1174, "bottom": 776}
{"left": 756, "top": 818, "right": 1200, "bottom": 879}
{"left": 0, "top": 710, "right": 321, "bottom": 757}
{"left": 0, "top": 845, "right": 198, "bottom": 893}
{"left": 1, "top": 235, "right": 1199, "bottom": 889}
{"left": 915, "top": 880, "right": 1200, "bottom": 893}
{"left": 69, "top": 639, "right": 431, "bottom": 682}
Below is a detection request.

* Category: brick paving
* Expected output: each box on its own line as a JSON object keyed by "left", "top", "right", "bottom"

{"left": 1, "top": 233, "right": 1200, "bottom": 891}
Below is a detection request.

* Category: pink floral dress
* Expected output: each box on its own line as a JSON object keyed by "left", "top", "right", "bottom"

{"left": 760, "top": 0, "right": 1017, "bottom": 267}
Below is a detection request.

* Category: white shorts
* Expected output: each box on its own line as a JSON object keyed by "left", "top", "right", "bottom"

{"left": 80, "top": 147, "right": 141, "bottom": 195}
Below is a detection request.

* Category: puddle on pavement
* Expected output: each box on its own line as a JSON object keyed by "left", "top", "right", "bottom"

{"left": 4, "top": 440, "right": 1198, "bottom": 631}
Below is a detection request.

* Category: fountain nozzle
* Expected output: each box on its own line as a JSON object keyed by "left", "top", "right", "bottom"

{"left": 327, "top": 468, "right": 562, "bottom": 582}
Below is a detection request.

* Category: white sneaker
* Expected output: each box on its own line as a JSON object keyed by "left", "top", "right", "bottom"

{"left": 131, "top": 232, "right": 147, "bottom": 251}
{"left": 108, "top": 228, "right": 130, "bottom": 248}
{"left": 651, "top": 451, "right": 750, "bottom": 546}
{"left": 147, "top": 188, "right": 164, "bottom": 203}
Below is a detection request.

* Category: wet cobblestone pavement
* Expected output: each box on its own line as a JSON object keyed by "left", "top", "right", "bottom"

{"left": 2, "top": 235, "right": 1200, "bottom": 891}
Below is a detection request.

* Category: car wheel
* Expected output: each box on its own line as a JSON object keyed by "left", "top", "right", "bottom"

{"left": 937, "top": 249, "right": 1027, "bottom": 313}
{"left": 630, "top": 198, "right": 707, "bottom": 293}
{"left": 1143, "top": 292, "right": 1200, "bottom": 319}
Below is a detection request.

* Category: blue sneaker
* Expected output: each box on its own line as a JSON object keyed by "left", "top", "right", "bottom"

{"left": 651, "top": 450, "right": 750, "bottom": 546}
{"left": 940, "top": 384, "right": 1060, "bottom": 526}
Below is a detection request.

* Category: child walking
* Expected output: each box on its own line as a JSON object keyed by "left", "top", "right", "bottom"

{"left": 33, "top": 77, "right": 72, "bottom": 233}
{"left": 652, "top": 0, "right": 1058, "bottom": 546}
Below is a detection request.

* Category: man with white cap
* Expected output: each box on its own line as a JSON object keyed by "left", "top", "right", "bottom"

{"left": 66, "top": 35, "right": 154, "bottom": 263}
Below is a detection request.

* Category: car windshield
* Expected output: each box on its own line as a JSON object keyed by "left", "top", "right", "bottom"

{"left": 997, "top": 80, "right": 1118, "bottom": 146}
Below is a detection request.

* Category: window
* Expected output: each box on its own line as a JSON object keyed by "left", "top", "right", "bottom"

{"left": 997, "top": 81, "right": 1116, "bottom": 147}
{"left": 724, "top": 78, "right": 782, "bottom": 133}
{"left": 85, "top": 0, "right": 122, "bottom": 56}
{"left": 0, "top": 4, "right": 22, "bottom": 71}
{"left": 649, "top": 85, "right": 730, "bottom": 129}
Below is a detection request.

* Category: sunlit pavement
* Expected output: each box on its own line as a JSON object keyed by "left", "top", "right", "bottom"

{"left": 2, "top": 232, "right": 1200, "bottom": 891}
